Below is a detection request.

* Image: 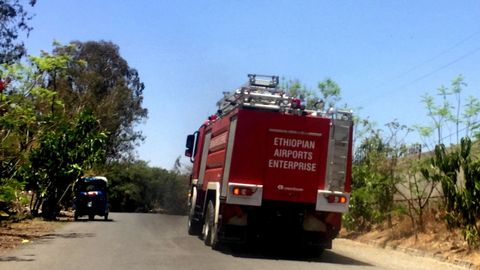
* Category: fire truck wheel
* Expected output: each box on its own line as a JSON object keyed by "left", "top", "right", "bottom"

{"left": 203, "top": 201, "right": 219, "bottom": 249}
{"left": 188, "top": 206, "right": 202, "bottom": 235}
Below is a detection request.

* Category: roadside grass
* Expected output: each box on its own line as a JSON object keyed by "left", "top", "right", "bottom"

{"left": 0, "top": 214, "right": 71, "bottom": 254}
{"left": 340, "top": 209, "right": 480, "bottom": 267}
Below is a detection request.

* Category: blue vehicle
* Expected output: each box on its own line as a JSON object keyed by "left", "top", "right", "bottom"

{"left": 73, "top": 176, "right": 109, "bottom": 221}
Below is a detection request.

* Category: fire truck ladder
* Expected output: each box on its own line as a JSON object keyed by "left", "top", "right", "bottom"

{"left": 326, "top": 110, "right": 352, "bottom": 191}
{"left": 216, "top": 74, "right": 291, "bottom": 115}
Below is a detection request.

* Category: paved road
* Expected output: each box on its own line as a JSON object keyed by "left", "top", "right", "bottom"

{"left": 0, "top": 213, "right": 465, "bottom": 270}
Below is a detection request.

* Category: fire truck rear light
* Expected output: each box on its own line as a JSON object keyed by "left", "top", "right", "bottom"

{"left": 232, "top": 187, "right": 255, "bottom": 196}
{"left": 227, "top": 183, "right": 263, "bottom": 206}
{"left": 326, "top": 195, "right": 347, "bottom": 204}
{"left": 326, "top": 195, "right": 336, "bottom": 203}
{"left": 316, "top": 190, "right": 350, "bottom": 212}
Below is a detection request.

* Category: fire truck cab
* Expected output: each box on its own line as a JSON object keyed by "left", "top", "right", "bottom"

{"left": 185, "top": 74, "right": 353, "bottom": 252}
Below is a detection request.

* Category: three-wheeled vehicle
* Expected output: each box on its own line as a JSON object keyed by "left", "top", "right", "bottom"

{"left": 73, "top": 176, "right": 109, "bottom": 221}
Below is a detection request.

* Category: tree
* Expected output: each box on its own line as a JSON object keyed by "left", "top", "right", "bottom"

{"left": 422, "top": 138, "right": 480, "bottom": 247}
{"left": 0, "top": 53, "right": 66, "bottom": 214}
{"left": 345, "top": 128, "right": 386, "bottom": 231}
{"left": 0, "top": 0, "right": 36, "bottom": 64}
{"left": 318, "top": 78, "right": 341, "bottom": 109}
{"left": 27, "top": 109, "right": 107, "bottom": 218}
{"left": 50, "top": 41, "right": 148, "bottom": 160}
{"left": 105, "top": 160, "right": 189, "bottom": 214}
{"left": 1, "top": 49, "right": 108, "bottom": 218}
{"left": 419, "top": 87, "right": 452, "bottom": 146}
{"left": 344, "top": 120, "right": 410, "bottom": 231}
{"left": 416, "top": 75, "right": 478, "bottom": 148}
{"left": 283, "top": 78, "right": 318, "bottom": 109}
{"left": 395, "top": 157, "right": 437, "bottom": 234}
{"left": 283, "top": 77, "right": 343, "bottom": 110}
{"left": 464, "top": 95, "right": 480, "bottom": 138}
{"left": 450, "top": 75, "right": 467, "bottom": 144}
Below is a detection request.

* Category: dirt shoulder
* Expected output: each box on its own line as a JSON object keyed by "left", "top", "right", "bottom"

{"left": 0, "top": 216, "right": 70, "bottom": 254}
{"left": 340, "top": 218, "right": 480, "bottom": 269}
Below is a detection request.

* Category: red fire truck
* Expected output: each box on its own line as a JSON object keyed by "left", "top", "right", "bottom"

{"left": 185, "top": 74, "right": 353, "bottom": 252}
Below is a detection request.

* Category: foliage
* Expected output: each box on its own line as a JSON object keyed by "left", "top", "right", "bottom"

{"left": 345, "top": 130, "right": 385, "bottom": 230}
{"left": 27, "top": 109, "right": 107, "bottom": 218}
{"left": 0, "top": 0, "right": 36, "bottom": 64}
{"left": 422, "top": 137, "right": 480, "bottom": 247}
{"left": 104, "top": 161, "right": 189, "bottom": 215}
{"left": 344, "top": 120, "right": 410, "bottom": 231}
{"left": 1, "top": 57, "right": 58, "bottom": 212}
{"left": 416, "top": 75, "right": 479, "bottom": 148}
{"left": 283, "top": 77, "right": 343, "bottom": 110}
{"left": 464, "top": 95, "right": 480, "bottom": 138}
{"left": 0, "top": 177, "right": 23, "bottom": 203}
{"left": 318, "top": 78, "right": 341, "bottom": 108}
{"left": 418, "top": 86, "right": 452, "bottom": 145}
{"left": 395, "top": 157, "right": 437, "bottom": 233}
{"left": 1, "top": 47, "right": 108, "bottom": 219}
{"left": 50, "top": 41, "right": 148, "bottom": 161}
{"left": 282, "top": 79, "right": 317, "bottom": 109}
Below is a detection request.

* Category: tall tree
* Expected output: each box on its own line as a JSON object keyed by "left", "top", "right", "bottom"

{"left": 0, "top": 0, "right": 36, "bottom": 63}
{"left": 417, "top": 76, "right": 479, "bottom": 148}
{"left": 463, "top": 95, "right": 480, "bottom": 138}
{"left": 105, "top": 160, "right": 189, "bottom": 214}
{"left": 51, "top": 41, "right": 148, "bottom": 160}
{"left": 1, "top": 52, "right": 108, "bottom": 218}
{"left": 318, "top": 78, "right": 341, "bottom": 109}
{"left": 27, "top": 109, "right": 107, "bottom": 218}
{"left": 450, "top": 75, "right": 466, "bottom": 144}
{"left": 283, "top": 77, "right": 343, "bottom": 110}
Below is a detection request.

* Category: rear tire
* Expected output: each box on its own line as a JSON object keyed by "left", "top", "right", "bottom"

{"left": 188, "top": 202, "right": 202, "bottom": 235}
{"left": 203, "top": 201, "right": 219, "bottom": 249}
{"left": 188, "top": 214, "right": 202, "bottom": 235}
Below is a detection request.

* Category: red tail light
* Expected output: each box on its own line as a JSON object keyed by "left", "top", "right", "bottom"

{"left": 232, "top": 187, "right": 255, "bottom": 196}
{"left": 87, "top": 191, "right": 99, "bottom": 196}
{"left": 326, "top": 195, "right": 347, "bottom": 204}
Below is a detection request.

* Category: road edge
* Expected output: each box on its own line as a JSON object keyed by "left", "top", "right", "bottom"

{"left": 337, "top": 237, "right": 476, "bottom": 270}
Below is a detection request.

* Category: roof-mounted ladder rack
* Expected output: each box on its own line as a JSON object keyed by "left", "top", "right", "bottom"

{"left": 216, "top": 74, "right": 290, "bottom": 115}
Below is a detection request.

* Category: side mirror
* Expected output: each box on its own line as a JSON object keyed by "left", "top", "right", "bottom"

{"left": 185, "top": 134, "right": 195, "bottom": 158}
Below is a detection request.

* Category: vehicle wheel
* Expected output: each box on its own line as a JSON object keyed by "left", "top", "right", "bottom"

{"left": 203, "top": 201, "right": 219, "bottom": 249}
{"left": 188, "top": 200, "right": 202, "bottom": 235}
{"left": 89, "top": 214, "right": 94, "bottom": 221}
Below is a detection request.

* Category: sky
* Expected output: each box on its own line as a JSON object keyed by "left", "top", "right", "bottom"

{"left": 23, "top": 0, "right": 480, "bottom": 169}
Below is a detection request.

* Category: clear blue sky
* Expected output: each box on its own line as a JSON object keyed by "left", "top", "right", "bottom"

{"left": 24, "top": 0, "right": 480, "bottom": 169}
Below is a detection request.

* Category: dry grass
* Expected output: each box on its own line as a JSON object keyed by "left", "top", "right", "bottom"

{"left": 341, "top": 210, "right": 480, "bottom": 268}
{"left": 0, "top": 217, "right": 68, "bottom": 254}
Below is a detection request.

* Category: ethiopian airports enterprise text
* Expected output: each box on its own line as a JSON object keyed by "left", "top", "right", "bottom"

{"left": 268, "top": 137, "right": 317, "bottom": 172}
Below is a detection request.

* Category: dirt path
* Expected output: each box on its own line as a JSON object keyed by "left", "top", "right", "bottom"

{"left": 0, "top": 218, "right": 65, "bottom": 253}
